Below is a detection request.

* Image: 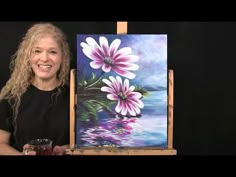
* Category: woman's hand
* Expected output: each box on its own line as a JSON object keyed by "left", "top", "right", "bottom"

{"left": 22, "top": 144, "right": 69, "bottom": 155}
{"left": 22, "top": 144, "right": 36, "bottom": 155}
{"left": 52, "top": 145, "right": 69, "bottom": 155}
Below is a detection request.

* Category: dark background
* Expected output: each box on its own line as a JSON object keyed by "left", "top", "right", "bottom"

{"left": 1, "top": 22, "right": 236, "bottom": 155}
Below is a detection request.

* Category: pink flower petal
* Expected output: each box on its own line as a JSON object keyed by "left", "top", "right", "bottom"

{"left": 90, "top": 61, "right": 103, "bottom": 69}
{"left": 99, "top": 36, "right": 109, "bottom": 57}
{"left": 121, "top": 101, "right": 128, "bottom": 115}
{"left": 129, "top": 98, "right": 144, "bottom": 108}
{"left": 126, "top": 100, "right": 141, "bottom": 115}
{"left": 128, "top": 92, "right": 142, "bottom": 99}
{"left": 82, "top": 48, "right": 103, "bottom": 62}
{"left": 126, "top": 103, "right": 136, "bottom": 116}
{"left": 102, "top": 64, "right": 111, "bottom": 72}
{"left": 109, "top": 76, "right": 120, "bottom": 93}
{"left": 114, "top": 55, "right": 139, "bottom": 63}
{"left": 115, "top": 101, "right": 122, "bottom": 113}
{"left": 81, "top": 38, "right": 105, "bottom": 61}
{"left": 101, "top": 86, "right": 114, "bottom": 93}
{"left": 109, "top": 39, "right": 121, "bottom": 57}
{"left": 113, "top": 47, "right": 132, "bottom": 58}
{"left": 112, "top": 67, "right": 136, "bottom": 79}
{"left": 115, "top": 62, "right": 139, "bottom": 71}
{"left": 123, "top": 79, "right": 129, "bottom": 93}
{"left": 107, "top": 94, "right": 118, "bottom": 100}
{"left": 132, "top": 105, "right": 141, "bottom": 115}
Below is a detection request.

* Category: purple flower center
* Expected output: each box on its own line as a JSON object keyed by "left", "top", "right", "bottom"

{"left": 118, "top": 92, "right": 127, "bottom": 100}
{"left": 104, "top": 57, "right": 114, "bottom": 65}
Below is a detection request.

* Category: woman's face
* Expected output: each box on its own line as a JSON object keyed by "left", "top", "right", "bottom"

{"left": 30, "top": 35, "right": 62, "bottom": 82}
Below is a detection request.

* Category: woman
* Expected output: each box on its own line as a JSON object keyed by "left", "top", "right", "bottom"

{"left": 0, "top": 22, "right": 70, "bottom": 155}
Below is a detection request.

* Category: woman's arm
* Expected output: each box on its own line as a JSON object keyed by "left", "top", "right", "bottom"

{"left": 0, "top": 129, "right": 22, "bottom": 155}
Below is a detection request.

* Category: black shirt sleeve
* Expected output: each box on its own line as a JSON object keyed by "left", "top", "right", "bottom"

{"left": 0, "top": 99, "right": 14, "bottom": 133}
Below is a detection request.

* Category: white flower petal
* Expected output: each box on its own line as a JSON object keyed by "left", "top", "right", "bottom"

{"left": 109, "top": 76, "right": 119, "bottom": 92}
{"left": 127, "top": 55, "right": 139, "bottom": 62}
{"left": 127, "top": 106, "right": 136, "bottom": 116}
{"left": 115, "top": 55, "right": 139, "bottom": 63}
{"left": 135, "top": 99, "right": 144, "bottom": 108}
{"left": 121, "top": 102, "right": 128, "bottom": 115}
{"left": 102, "top": 64, "right": 111, "bottom": 72}
{"left": 123, "top": 78, "right": 129, "bottom": 92}
{"left": 99, "top": 36, "right": 109, "bottom": 56}
{"left": 132, "top": 105, "right": 141, "bottom": 115}
{"left": 115, "top": 76, "right": 122, "bottom": 92}
{"left": 82, "top": 49, "right": 103, "bottom": 62}
{"left": 80, "top": 42, "right": 91, "bottom": 50}
{"left": 112, "top": 67, "right": 136, "bottom": 79}
{"left": 114, "top": 47, "right": 132, "bottom": 58}
{"left": 102, "top": 78, "right": 113, "bottom": 88}
{"left": 129, "top": 86, "right": 135, "bottom": 92}
{"left": 129, "top": 98, "right": 144, "bottom": 109}
{"left": 90, "top": 61, "right": 103, "bottom": 69}
{"left": 107, "top": 94, "right": 117, "bottom": 100}
{"left": 109, "top": 39, "right": 121, "bottom": 57}
{"left": 129, "top": 92, "right": 142, "bottom": 99}
{"left": 101, "top": 86, "right": 113, "bottom": 93}
{"left": 126, "top": 100, "right": 140, "bottom": 115}
{"left": 116, "top": 62, "right": 139, "bottom": 71}
{"left": 86, "top": 37, "right": 101, "bottom": 50}
{"left": 115, "top": 101, "right": 122, "bottom": 113}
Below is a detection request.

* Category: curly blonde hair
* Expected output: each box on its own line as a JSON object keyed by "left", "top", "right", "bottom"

{"left": 0, "top": 22, "right": 70, "bottom": 122}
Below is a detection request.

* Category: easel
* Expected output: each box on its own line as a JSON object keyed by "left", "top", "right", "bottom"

{"left": 67, "top": 22, "right": 177, "bottom": 155}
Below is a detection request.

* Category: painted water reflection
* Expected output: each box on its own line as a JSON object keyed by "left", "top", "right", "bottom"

{"left": 77, "top": 91, "right": 167, "bottom": 148}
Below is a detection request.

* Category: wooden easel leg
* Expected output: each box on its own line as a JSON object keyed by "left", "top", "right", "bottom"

{"left": 70, "top": 69, "right": 76, "bottom": 149}
{"left": 168, "top": 69, "right": 174, "bottom": 149}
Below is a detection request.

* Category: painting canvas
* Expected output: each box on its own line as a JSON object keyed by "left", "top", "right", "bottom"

{"left": 76, "top": 34, "right": 168, "bottom": 148}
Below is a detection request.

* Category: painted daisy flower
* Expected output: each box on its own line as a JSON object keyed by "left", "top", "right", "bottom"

{"left": 80, "top": 36, "right": 139, "bottom": 79}
{"left": 101, "top": 76, "right": 144, "bottom": 116}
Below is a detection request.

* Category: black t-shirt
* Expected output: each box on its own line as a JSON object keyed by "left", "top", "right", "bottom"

{"left": 0, "top": 84, "right": 69, "bottom": 152}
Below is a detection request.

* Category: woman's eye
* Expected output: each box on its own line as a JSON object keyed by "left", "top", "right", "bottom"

{"left": 50, "top": 51, "right": 57, "bottom": 54}
{"left": 34, "top": 50, "right": 41, "bottom": 53}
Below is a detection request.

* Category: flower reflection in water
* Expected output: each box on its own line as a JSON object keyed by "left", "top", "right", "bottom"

{"left": 80, "top": 117, "right": 138, "bottom": 146}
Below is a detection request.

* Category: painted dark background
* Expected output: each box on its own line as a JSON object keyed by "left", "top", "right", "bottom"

{"left": 1, "top": 22, "right": 236, "bottom": 155}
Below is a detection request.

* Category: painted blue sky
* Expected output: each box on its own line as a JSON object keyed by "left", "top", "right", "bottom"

{"left": 77, "top": 35, "right": 167, "bottom": 90}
